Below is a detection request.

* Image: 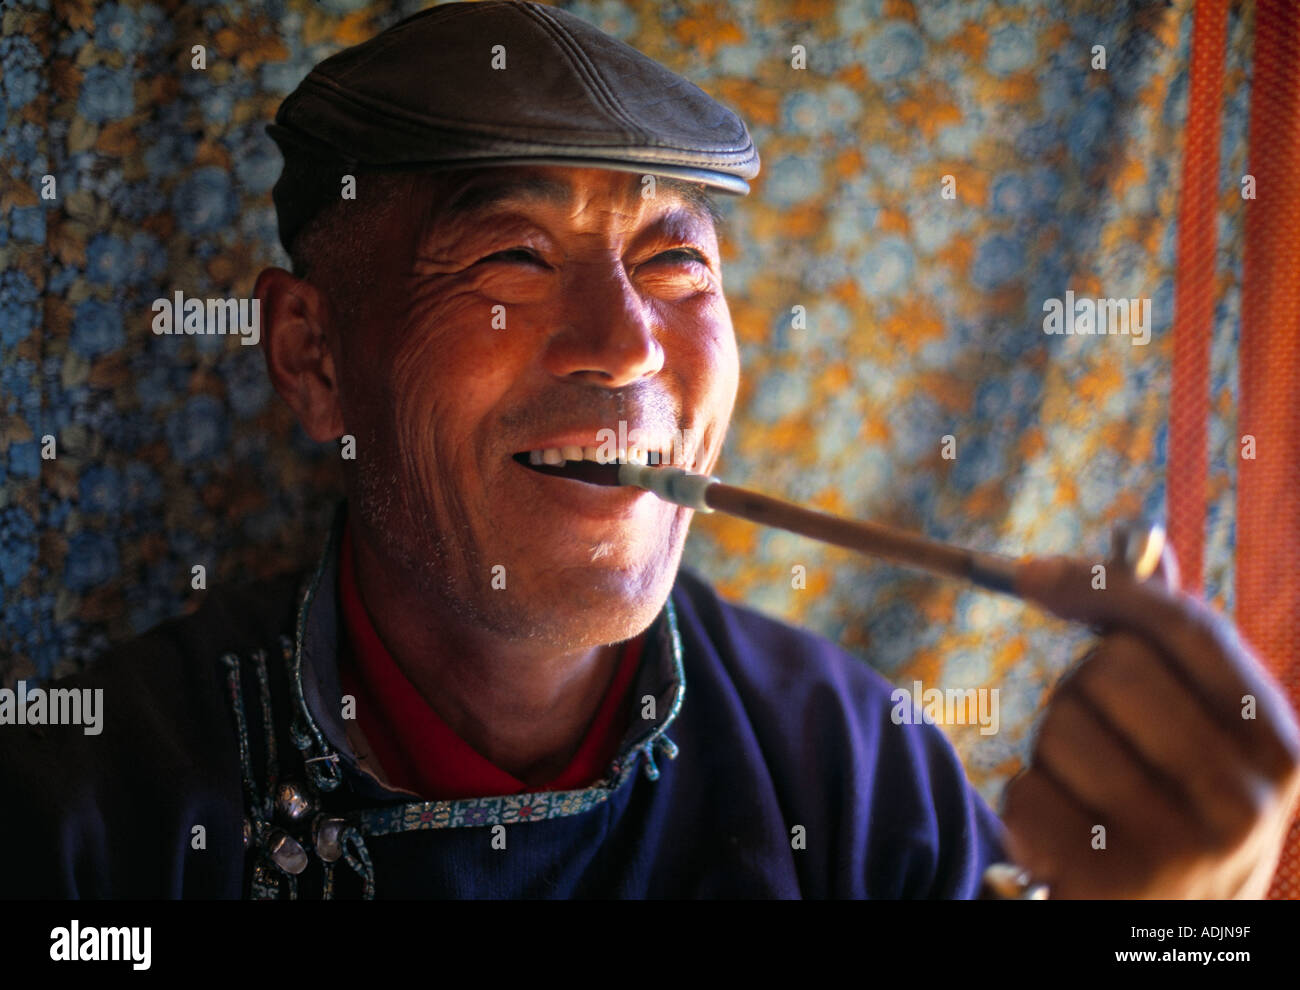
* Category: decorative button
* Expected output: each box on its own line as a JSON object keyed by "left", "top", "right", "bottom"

{"left": 268, "top": 829, "right": 309, "bottom": 875}
{"left": 274, "top": 781, "right": 315, "bottom": 823}
{"left": 313, "top": 815, "right": 346, "bottom": 863}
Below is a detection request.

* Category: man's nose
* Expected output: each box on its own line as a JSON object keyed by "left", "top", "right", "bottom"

{"left": 541, "top": 261, "right": 664, "bottom": 387}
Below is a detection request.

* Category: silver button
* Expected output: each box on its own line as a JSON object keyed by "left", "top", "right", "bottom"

{"left": 274, "top": 781, "right": 316, "bottom": 823}
{"left": 313, "top": 816, "right": 346, "bottom": 863}
{"left": 268, "top": 829, "right": 309, "bottom": 875}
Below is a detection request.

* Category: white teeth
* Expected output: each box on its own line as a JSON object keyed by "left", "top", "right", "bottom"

{"left": 523, "top": 445, "right": 611, "bottom": 464}
{"left": 520, "top": 442, "right": 677, "bottom": 466}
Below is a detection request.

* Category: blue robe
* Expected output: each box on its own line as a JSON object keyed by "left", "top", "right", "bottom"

{"left": 0, "top": 503, "right": 1005, "bottom": 897}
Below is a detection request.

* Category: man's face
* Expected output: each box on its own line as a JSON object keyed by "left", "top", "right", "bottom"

{"left": 335, "top": 165, "right": 739, "bottom": 650}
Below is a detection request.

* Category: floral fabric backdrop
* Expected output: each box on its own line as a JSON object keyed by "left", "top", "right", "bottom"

{"left": 0, "top": 0, "right": 1252, "bottom": 806}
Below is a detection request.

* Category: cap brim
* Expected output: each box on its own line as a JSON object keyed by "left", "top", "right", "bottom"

{"left": 266, "top": 121, "right": 751, "bottom": 196}
{"left": 438, "top": 156, "right": 751, "bottom": 195}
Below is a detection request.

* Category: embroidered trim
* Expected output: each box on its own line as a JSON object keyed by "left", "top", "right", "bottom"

{"left": 222, "top": 652, "right": 269, "bottom": 824}
{"left": 356, "top": 761, "right": 636, "bottom": 835}
{"left": 289, "top": 519, "right": 345, "bottom": 793}
{"left": 638, "top": 594, "right": 686, "bottom": 779}
{"left": 339, "top": 826, "right": 375, "bottom": 899}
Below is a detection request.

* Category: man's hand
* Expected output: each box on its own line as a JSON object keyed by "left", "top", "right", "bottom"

{"left": 1001, "top": 547, "right": 1300, "bottom": 898}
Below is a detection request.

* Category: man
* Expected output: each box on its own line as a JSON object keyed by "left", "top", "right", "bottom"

{"left": 2, "top": 0, "right": 1297, "bottom": 899}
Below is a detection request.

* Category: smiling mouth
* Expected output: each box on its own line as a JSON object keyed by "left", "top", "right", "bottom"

{"left": 512, "top": 451, "right": 624, "bottom": 487}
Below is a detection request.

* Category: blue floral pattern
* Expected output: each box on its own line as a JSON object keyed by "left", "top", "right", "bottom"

{"left": 0, "top": 1, "right": 1253, "bottom": 808}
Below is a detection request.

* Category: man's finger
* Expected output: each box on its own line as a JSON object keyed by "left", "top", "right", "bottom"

{"left": 1065, "top": 633, "right": 1274, "bottom": 851}
{"left": 1003, "top": 766, "right": 1121, "bottom": 899}
{"left": 1032, "top": 685, "right": 1192, "bottom": 839}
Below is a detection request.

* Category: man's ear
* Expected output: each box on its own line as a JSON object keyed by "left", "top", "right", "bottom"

{"left": 255, "top": 267, "right": 345, "bottom": 442}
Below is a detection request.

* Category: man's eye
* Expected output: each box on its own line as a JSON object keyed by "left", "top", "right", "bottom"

{"left": 477, "top": 247, "right": 704, "bottom": 268}
{"left": 481, "top": 248, "right": 545, "bottom": 266}
{"left": 653, "top": 248, "right": 706, "bottom": 264}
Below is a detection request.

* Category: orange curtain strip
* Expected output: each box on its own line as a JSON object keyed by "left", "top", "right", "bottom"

{"left": 1238, "top": 0, "right": 1300, "bottom": 901}
{"left": 1168, "top": 0, "right": 1228, "bottom": 598}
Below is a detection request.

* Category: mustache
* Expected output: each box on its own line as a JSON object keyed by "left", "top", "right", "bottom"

{"left": 497, "top": 382, "right": 685, "bottom": 445}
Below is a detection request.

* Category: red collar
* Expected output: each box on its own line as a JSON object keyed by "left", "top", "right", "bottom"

{"left": 336, "top": 517, "right": 644, "bottom": 800}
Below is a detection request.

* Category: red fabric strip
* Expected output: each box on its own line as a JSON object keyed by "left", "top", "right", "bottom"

{"left": 1238, "top": 0, "right": 1300, "bottom": 901}
{"left": 1168, "top": 0, "right": 1229, "bottom": 596}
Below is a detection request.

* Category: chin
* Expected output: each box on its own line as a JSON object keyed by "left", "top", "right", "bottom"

{"left": 494, "top": 550, "right": 682, "bottom": 649}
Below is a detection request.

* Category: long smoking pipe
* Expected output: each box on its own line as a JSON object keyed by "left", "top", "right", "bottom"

{"left": 616, "top": 462, "right": 1167, "bottom": 597}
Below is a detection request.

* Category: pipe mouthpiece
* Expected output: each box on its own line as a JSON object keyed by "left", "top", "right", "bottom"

{"left": 618, "top": 463, "right": 717, "bottom": 512}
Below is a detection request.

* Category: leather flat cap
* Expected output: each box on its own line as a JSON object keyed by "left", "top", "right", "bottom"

{"left": 268, "top": 0, "right": 760, "bottom": 253}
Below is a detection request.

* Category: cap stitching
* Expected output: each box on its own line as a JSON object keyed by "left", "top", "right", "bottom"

{"left": 325, "top": 3, "right": 485, "bottom": 87}
{"left": 527, "top": 4, "right": 747, "bottom": 151}
{"left": 521, "top": 2, "right": 649, "bottom": 141}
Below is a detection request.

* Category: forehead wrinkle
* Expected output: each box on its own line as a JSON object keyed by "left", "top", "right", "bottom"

{"left": 439, "top": 173, "right": 575, "bottom": 224}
